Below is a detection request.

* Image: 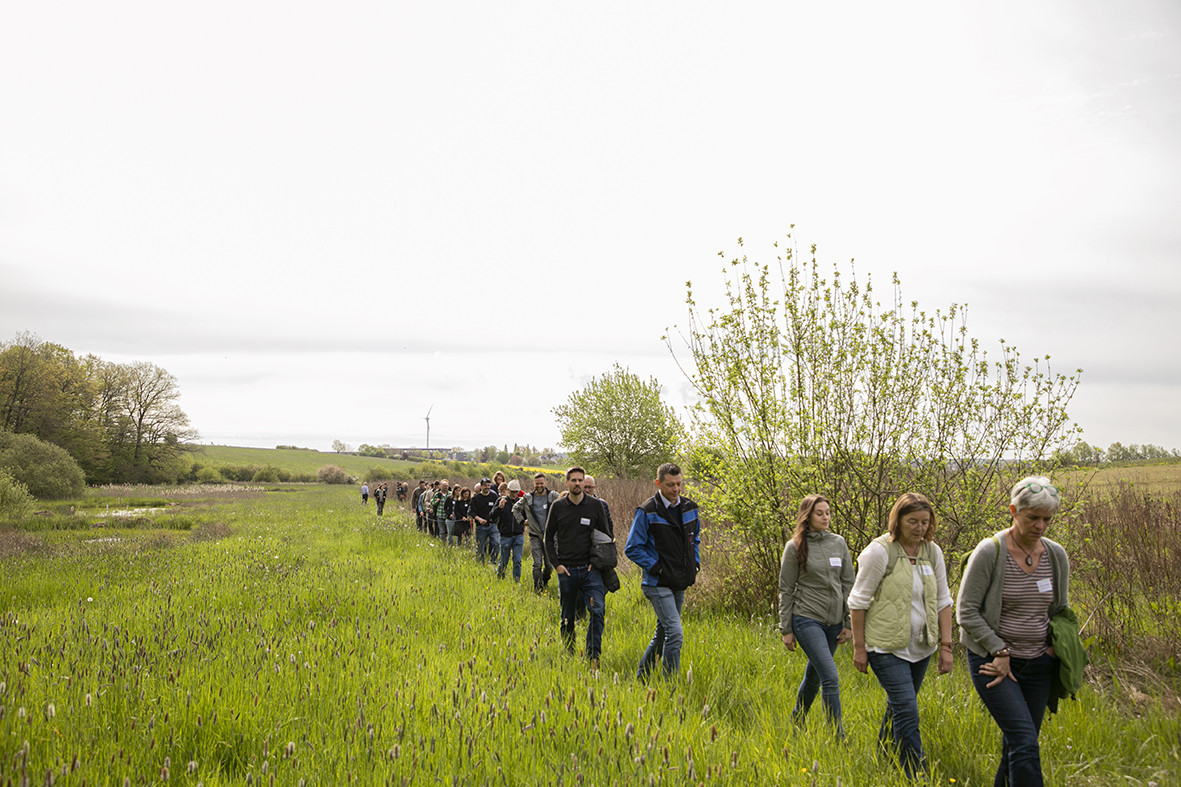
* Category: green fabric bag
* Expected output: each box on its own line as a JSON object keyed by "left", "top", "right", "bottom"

{"left": 1049, "top": 606, "right": 1087, "bottom": 698}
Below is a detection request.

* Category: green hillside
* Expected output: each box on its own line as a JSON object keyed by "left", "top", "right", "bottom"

{"left": 190, "top": 444, "right": 419, "bottom": 477}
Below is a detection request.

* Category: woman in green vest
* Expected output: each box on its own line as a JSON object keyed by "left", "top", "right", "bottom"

{"left": 849, "top": 493, "right": 953, "bottom": 779}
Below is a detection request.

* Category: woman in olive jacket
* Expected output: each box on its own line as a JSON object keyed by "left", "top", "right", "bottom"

{"left": 779, "top": 494, "right": 855, "bottom": 737}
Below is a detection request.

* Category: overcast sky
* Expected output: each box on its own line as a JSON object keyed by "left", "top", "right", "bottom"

{"left": 2, "top": 1, "right": 1178, "bottom": 455}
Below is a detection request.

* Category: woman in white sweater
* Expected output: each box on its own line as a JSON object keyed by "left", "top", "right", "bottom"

{"left": 848, "top": 493, "right": 953, "bottom": 779}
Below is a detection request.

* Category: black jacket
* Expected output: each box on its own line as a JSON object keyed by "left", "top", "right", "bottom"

{"left": 494, "top": 494, "right": 524, "bottom": 537}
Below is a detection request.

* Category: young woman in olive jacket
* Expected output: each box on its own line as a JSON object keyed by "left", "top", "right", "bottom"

{"left": 778, "top": 494, "right": 855, "bottom": 737}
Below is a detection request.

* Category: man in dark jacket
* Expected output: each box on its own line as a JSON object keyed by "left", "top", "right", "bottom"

{"left": 544, "top": 466, "right": 611, "bottom": 668}
{"left": 469, "top": 478, "right": 501, "bottom": 564}
{"left": 624, "top": 462, "right": 701, "bottom": 679}
{"left": 495, "top": 480, "right": 527, "bottom": 581}
{"left": 411, "top": 481, "right": 427, "bottom": 531}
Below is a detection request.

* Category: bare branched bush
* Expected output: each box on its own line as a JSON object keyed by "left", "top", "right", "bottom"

{"left": 317, "top": 465, "right": 349, "bottom": 485}
{"left": 1062, "top": 483, "right": 1181, "bottom": 672}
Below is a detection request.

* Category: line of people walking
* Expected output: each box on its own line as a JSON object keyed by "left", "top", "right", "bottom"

{"left": 401, "top": 468, "right": 1078, "bottom": 785}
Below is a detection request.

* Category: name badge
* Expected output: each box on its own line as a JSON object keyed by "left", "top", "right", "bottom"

{"left": 920, "top": 565, "right": 934, "bottom": 576}
{"left": 828, "top": 557, "right": 842, "bottom": 568}
{"left": 1037, "top": 578, "right": 1053, "bottom": 594}
{"left": 542, "top": 504, "right": 547, "bottom": 509}
{"left": 580, "top": 517, "right": 591, "bottom": 526}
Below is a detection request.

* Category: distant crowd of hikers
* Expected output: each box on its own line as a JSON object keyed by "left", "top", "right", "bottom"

{"left": 370, "top": 466, "right": 1082, "bottom": 785}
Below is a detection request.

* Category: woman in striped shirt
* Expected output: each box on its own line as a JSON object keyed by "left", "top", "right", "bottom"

{"left": 956, "top": 477, "right": 1070, "bottom": 787}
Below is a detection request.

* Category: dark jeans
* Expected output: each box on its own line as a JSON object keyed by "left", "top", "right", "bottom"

{"left": 968, "top": 651, "right": 1056, "bottom": 787}
{"left": 558, "top": 565, "right": 605, "bottom": 661}
{"left": 867, "top": 651, "right": 932, "bottom": 778}
{"left": 637, "top": 585, "right": 685, "bottom": 679}
{"left": 791, "top": 615, "right": 844, "bottom": 737}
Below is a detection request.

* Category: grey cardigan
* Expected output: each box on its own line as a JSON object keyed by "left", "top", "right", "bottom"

{"left": 956, "top": 529, "right": 1070, "bottom": 658}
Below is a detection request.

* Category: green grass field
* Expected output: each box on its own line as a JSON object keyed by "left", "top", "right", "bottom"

{"left": 1, "top": 486, "right": 1176, "bottom": 786}
{"left": 191, "top": 445, "right": 419, "bottom": 477}
{"left": 189, "top": 444, "right": 561, "bottom": 483}
{"left": 1061, "top": 461, "right": 1181, "bottom": 495}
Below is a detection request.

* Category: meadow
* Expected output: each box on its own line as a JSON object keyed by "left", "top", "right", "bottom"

{"left": 1, "top": 485, "right": 1177, "bottom": 786}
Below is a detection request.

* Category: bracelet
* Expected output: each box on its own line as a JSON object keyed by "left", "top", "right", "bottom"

{"left": 940, "top": 642, "right": 953, "bottom": 648}
{"left": 993, "top": 647, "right": 1011, "bottom": 658}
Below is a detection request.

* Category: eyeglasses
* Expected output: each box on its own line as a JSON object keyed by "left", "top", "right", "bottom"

{"left": 1018, "top": 482, "right": 1059, "bottom": 497}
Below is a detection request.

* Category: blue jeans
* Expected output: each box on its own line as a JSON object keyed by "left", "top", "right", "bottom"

{"left": 558, "top": 565, "right": 605, "bottom": 661}
{"left": 638, "top": 585, "right": 685, "bottom": 679}
{"left": 475, "top": 525, "right": 500, "bottom": 563}
{"left": 498, "top": 534, "right": 525, "bottom": 581}
{"left": 969, "top": 652, "right": 1056, "bottom": 787}
{"left": 867, "top": 651, "right": 932, "bottom": 778}
{"left": 792, "top": 615, "right": 844, "bottom": 737}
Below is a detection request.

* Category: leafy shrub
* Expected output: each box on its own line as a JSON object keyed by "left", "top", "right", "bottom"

{"left": 291, "top": 472, "right": 317, "bottom": 483}
{"left": 317, "top": 465, "right": 348, "bottom": 484}
{"left": 0, "top": 431, "right": 86, "bottom": 499}
{"left": 0, "top": 468, "right": 34, "bottom": 518}
{"left": 196, "top": 466, "right": 222, "bottom": 484}
{"left": 251, "top": 465, "right": 282, "bottom": 483}
{"left": 218, "top": 464, "right": 261, "bottom": 482}
{"left": 364, "top": 467, "right": 388, "bottom": 483}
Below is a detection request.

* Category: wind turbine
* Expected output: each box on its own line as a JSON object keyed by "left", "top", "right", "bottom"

{"left": 424, "top": 404, "right": 433, "bottom": 450}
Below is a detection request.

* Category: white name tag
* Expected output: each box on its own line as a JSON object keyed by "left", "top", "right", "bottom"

{"left": 580, "top": 517, "right": 591, "bottom": 526}
{"left": 920, "top": 565, "right": 934, "bottom": 576}
{"left": 1037, "top": 578, "right": 1053, "bottom": 594}
{"left": 829, "top": 557, "right": 842, "bottom": 568}
{"left": 542, "top": 504, "right": 547, "bottom": 509}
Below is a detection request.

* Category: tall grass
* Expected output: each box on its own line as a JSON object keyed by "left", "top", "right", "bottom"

{"left": 0, "top": 486, "right": 1176, "bottom": 785}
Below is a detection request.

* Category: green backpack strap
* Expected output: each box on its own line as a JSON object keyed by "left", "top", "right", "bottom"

{"left": 958, "top": 535, "right": 1001, "bottom": 582}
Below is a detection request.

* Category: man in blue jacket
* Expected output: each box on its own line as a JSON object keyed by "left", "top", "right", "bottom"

{"left": 624, "top": 462, "right": 701, "bottom": 680}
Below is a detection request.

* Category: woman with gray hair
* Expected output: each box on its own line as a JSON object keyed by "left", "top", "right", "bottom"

{"left": 956, "top": 476, "right": 1069, "bottom": 787}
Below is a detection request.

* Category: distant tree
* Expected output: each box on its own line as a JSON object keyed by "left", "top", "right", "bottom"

{"left": 0, "top": 333, "right": 106, "bottom": 477}
{"left": 332, "top": 439, "right": 350, "bottom": 454}
{"left": 357, "top": 443, "right": 385, "bottom": 458}
{"left": 552, "top": 363, "right": 682, "bottom": 480}
{"left": 96, "top": 361, "right": 198, "bottom": 483}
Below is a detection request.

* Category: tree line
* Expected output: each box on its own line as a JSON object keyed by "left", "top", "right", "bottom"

{"left": 0, "top": 332, "right": 197, "bottom": 487}
{"left": 1057, "top": 440, "right": 1179, "bottom": 466}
